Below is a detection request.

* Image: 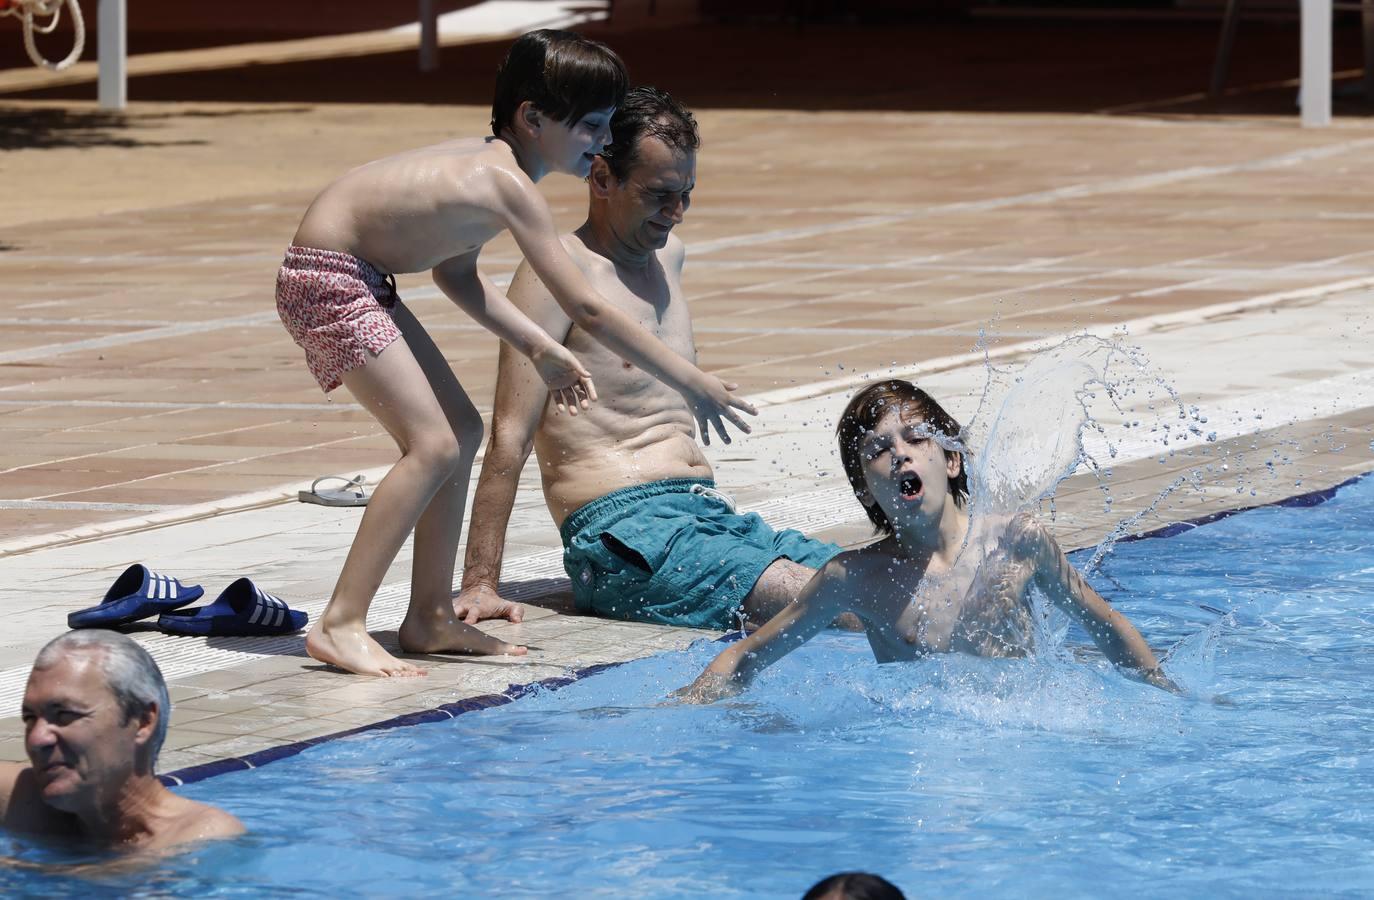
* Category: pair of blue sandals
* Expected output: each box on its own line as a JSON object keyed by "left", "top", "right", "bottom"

{"left": 68, "top": 564, "right": 308, "bottom": 636}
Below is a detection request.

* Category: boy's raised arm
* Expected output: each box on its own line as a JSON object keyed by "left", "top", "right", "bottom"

{"left": 675, "top": 559, "right": 849, "bottom": 703}
{"left": 495, "top": 172, "right": 756, "bottom": 445}
{"left": 432, "top": 253, "right": 594, "bottom": 415}
{"left": 1023, "top": 518, "right": 1178, "bottom": 692}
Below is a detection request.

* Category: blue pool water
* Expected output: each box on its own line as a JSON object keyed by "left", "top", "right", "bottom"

{"left": 5, "top": 476, "right": 1374, "bottom": 897}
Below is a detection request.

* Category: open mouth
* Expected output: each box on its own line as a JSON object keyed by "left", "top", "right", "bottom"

{"left": 899, "top": 473, "right": 923, "bottom": 500}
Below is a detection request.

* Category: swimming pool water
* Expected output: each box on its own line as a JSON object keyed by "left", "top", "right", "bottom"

{"left": 5, "top": 476, "right": 1373, "bottom": 897}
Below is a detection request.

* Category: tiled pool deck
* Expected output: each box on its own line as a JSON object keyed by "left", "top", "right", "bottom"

{"left": 3, "top": 39, "right": 1374, "bottom": 775}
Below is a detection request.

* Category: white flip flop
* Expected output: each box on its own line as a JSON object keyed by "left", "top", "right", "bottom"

{"left": 298, "top": 474, "right": 370, "bottom": 507}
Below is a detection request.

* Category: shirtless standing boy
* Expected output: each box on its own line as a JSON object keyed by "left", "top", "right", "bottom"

{"left": 678, "top": 380, "right": 1176, "bottom": 702}
{"left": 276, "top": 31, "right": 754, "bottom": 677}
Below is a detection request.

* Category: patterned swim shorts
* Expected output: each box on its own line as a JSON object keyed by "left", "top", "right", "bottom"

{"left": 275, "top": 245, "right": 403, "bottom": 393}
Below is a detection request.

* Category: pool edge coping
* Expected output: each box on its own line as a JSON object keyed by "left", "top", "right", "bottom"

{"left": 156, "top": 646, "right": 752, "bottom": 787}
{"left": 157, "top": 660, "right": 629, "bottom": 787}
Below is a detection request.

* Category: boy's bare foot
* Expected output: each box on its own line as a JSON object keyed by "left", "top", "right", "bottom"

{"left": 398, "top": 610, "right": 527, "bottom": 657}
{"left": 306, "top": 621, "right": 427, "bottom": 677}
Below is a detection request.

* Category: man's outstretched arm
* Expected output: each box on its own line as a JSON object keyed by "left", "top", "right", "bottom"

{"left": 455, "top": 260, "right": 573, "bottom": 622}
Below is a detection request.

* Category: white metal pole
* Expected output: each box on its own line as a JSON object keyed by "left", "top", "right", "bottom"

{"left": 97, "top": 0, "right": 126, "bottom": 110}
{"left": 1300, "top": 0, "right": 1332, "bottom": 127}
{"left": 419, "top": 0, "right": 438, "bottom": 72}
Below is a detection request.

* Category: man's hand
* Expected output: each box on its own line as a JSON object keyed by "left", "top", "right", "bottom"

{"left": 453, "top": 584, "right": 525, "bottom": 626}
{"left": 683, "top": 375, "right": 758, "bottom": 446}
{"left": 530, "top": 339, "right": 597, "bottom": 416}
{"left": 670, "top": 669, "right": 743, "bottom": 705}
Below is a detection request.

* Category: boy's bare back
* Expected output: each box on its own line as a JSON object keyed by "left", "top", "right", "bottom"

{"left": 292, "top": 137, "right": 532, "bottom": 275}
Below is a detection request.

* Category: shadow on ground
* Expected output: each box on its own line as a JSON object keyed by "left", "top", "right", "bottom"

{"left": 0, "top": 104, "right": 311, "bottom": 150}
{"left": 0, "top": 106, "right": 206, "bottom": 150}
{"left": 473, "top": 578, "right": 576, "bottom": 614}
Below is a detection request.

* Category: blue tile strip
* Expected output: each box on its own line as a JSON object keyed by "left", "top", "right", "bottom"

{"left": 1113, "top": 471, "right": 1367, "bottom": 544}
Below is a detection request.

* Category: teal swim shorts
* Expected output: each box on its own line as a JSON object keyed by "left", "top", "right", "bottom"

{"left": 559, "top": 478, "right": 843, "bottom": 630}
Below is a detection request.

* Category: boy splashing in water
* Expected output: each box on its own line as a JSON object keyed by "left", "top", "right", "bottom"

{"left": 679, "top": 379, "right": 1175, "bottom": 702}
{"left": 278, "top": 31, "right": 754, "bottom": 676}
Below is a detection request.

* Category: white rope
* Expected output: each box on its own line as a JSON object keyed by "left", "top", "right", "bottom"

{"left": 0, "top": 0, "right": 85, "bottom": 71}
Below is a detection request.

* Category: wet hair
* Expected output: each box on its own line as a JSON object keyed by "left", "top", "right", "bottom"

{"left": 599, "top": 85, "right": 700, "bottom": 181}
{"left": 803, "top": 871, "right": 907, "bottom": 900}
{"left": 836, "top": 379, "right": 970, "bottom": 535}
{"left": 490, "top": 29, "right": 628, "bottom": 136}
{"left": 33, "top": 630, "right": 171, "bottom": 769}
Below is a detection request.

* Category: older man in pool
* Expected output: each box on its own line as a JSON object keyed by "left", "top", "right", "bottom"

{"left": 0, "top": 630, "right": 242, "bottom": 852}
{"left": 456, "top": 86, "right": 843, "bottom": 630}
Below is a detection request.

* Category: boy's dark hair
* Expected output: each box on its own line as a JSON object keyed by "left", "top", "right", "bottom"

{"left": 600, "top": 86, "right": 700, "bottom": 181}
{"left": 837, "top": 380, "right": 970, "bottom": 535}
{"left": 491, "top": 29, "right": 628, "bottom": 136}
{"left": 802, "top": 871, "right": 906, "bottom": 900}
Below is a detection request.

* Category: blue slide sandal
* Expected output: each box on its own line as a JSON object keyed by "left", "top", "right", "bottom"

{"left": 156, "top": 578, "right": 308, "bottom": 637}
{"left": 68, "top": 564, "right": 204, "bottom": 629}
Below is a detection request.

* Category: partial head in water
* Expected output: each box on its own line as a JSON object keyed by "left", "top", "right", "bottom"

{"left": 837, "top": 380, "right": 969, "bottom": 535}
{"left": 803, "top": 871, "right": 907, "bottom": 900}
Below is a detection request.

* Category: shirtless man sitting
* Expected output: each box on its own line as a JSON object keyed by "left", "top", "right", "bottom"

{"left": 455, "top": 87, "right": 842, "bottom": 631}
{"left": 1, "top": 631, "right": 243, "bottom": 853}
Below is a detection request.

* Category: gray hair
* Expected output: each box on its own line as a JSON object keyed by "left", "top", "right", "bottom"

{"left": 33, "top": 630, "right": 171, "bottom": 770}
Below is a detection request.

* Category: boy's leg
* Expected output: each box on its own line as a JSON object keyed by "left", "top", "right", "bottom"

{"left": 309, "top": 338, "right": 464, "bottom": 676}
{"left": 389, "top": 303, "right": 526, "bottom": 657}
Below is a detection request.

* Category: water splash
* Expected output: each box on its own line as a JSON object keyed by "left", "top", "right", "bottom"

{"left": 963, "top": 333, "right": 1193, "bottom": 519}
{"left": 1159, "top": 612, "right": 1229, "bottom": 699}
{"left": 942, "top": 332, "right": 1211, "bottom": 666}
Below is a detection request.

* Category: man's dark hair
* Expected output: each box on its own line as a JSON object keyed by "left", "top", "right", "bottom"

{"left": 491, "top": 29, "right": 628, "bottom": 136}
{"left": 836, "top": 380, "right": 970, "bottom": 535}
{"left": 803, "top": 871, "right": 906, "bottom": 900}
{"left": 600, "top": 86, "right": 700, "bottom": 181}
